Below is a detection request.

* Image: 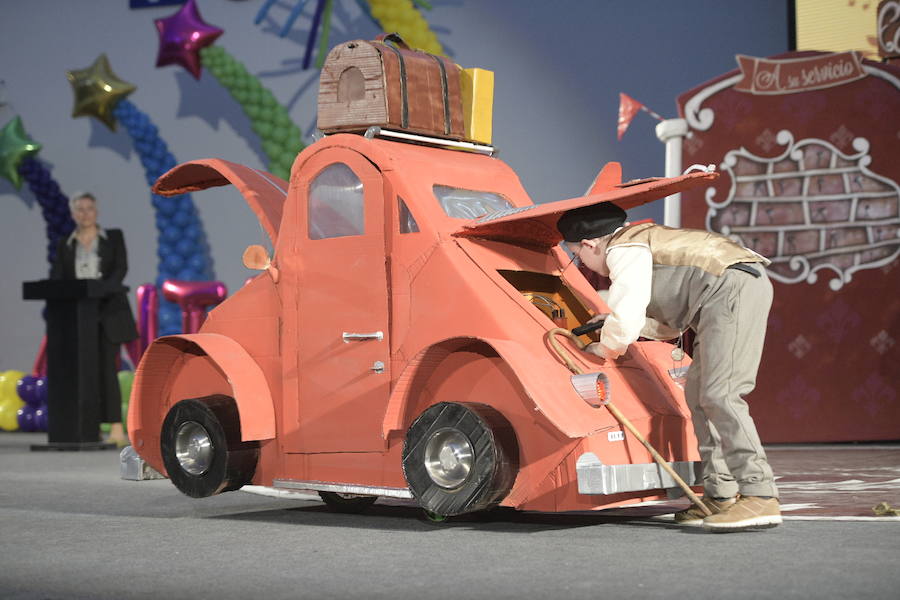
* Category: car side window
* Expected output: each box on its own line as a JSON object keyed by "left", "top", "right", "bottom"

{"left": 433, "top": 184, "right": 513, "bottom": 219}
{"left": 308, "top": 163, "right": 365, "bottom": 239}
{"left": 399, "top": 197, "right": 419, "bottom": 233}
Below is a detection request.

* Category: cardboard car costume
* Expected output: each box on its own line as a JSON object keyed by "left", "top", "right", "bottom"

{"left": 128, "top": 36, "right": 720, "bottom": 516}
{"left": 127, "top": 132, "right": 717, "bottom": 516}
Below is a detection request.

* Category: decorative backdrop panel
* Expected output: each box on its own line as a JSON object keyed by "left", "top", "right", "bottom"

{"left": 677, "top": 51, "right": 900, "bottom": 442}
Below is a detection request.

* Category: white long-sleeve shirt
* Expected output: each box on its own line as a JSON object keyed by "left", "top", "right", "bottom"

{"left": 597, "top": 242, "right": 681, "bottom": 358}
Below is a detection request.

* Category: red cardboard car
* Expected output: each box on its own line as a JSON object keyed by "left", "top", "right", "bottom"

{"left": 128, "top": 132, "right": 716, "bottom": 517}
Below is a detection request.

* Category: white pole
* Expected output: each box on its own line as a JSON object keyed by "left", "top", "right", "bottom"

{"left": 655, "top": 118, "right": 688, "bottom": 227}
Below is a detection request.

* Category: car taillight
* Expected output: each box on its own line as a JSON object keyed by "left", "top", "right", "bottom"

{"left": 570, "top": 372, "right": 611, "bottom": 408}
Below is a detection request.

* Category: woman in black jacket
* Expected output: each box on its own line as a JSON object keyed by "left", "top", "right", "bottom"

{"left": 51, "top": 192, "right": 138, "bottom": 446}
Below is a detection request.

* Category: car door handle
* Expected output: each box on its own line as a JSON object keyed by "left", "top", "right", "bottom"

{"left": 342, "top": 331, "right": 384, "bottom": 343}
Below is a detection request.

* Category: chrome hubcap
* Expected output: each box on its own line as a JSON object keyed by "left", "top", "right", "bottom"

{"left": 424, "top": 428, "right": 474, "bottom": 489}
{"left": 174, "top": 421, "right": 213, "bottom": 476}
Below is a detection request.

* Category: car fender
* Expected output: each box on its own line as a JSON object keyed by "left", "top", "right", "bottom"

{"left": 383, "top": 335, "right": 579, "bottom": 441}
{"left": 129, "top": 333, "right": 276, "bottom": 470}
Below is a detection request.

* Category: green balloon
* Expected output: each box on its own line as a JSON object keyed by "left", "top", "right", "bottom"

{"left": 0, "top": 117, "right": 42, "bottom": 189}
{"left": 276, "top": 112, "right": 294, "bottom": 127}
{"left": 271, "top": 127, "right": 288, "bottom": 143}
{"left": 118, "top": 370, "right": 134, "bottom": 406}
{"left": 264, "top": 138, "right": 281, "bottom": 154}
{"left": 233, "top": 88, "right": 250, "bottom": 104}
{"left": 257, "top": 123, "right": 275, "bottom": 138}
{"left": 260, "top": 92, "right": 278, "bottom": 109}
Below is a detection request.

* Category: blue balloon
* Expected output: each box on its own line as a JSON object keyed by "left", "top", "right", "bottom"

{"left": 162, "top": 225, "right": 182, "bottom": 243}
{"left": 183, "top": 224, "right": 200, "bottom": 241}
{"left": 157, "top": 244, "right": 173, "bottom": 260}
{"left": 158, "top": 198, "right": 178, "bottom": 216}
{"left": 163, "top": 254, "right": 184, "bottom": 272}
{"left": 176, "top": 196, "right": 196, "bottom": 213}
{"left": 34, "top": 377, "right": 48, "bottom": 405}
{"left": 187, "top": 254, "right": 207, "bottom": 272}
{"left": 159, "top": 306, "right": 181, "bottom": 335}
{"left": 34, "top": 404, "right": 48, "bottom": 432}
{"left": 173, "top": 209, "right": 193, "bottom": 227}
{"left": 174, "top": 268, "right": 195, "bottom": 281}
{"left": 175, "top": 238, "right": 196, "bottom": 257}
{"left": 16, "top": 375, "right": 39, "bottom": 406}
{"left": 17, "top": 405, "right": 37, "bottom": 433}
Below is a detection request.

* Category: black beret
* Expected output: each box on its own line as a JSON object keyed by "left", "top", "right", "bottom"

{"left": 556, "top": 203, "right": 627, "bottom": 242}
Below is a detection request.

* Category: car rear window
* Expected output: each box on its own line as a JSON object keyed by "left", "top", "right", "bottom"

{"left": 433, "top": 185, "right": 513, "bottom": 219}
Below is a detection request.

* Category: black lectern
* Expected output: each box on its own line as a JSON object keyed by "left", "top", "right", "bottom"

{"left": 23, "top": 279, "right": 125, "bottom": 451}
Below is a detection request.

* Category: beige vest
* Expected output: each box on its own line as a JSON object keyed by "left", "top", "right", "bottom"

{"left": 606, "top": 223, "right": 770, "bottom": 331}
{"left": 608, "top": 223, "right": 769, "bottom": 276}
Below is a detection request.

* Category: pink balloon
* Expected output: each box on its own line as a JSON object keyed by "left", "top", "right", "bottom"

{"left": 161, "top": 280, "right": 227, "bottom": 334}
{"left": 136, "top": 284, "right": 159, "bottom": 352}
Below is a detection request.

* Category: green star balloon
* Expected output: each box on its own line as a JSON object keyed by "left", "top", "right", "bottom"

{"left": 0, "top": 116, "right": 42, "bottom": 189}
{"left": 66, "top": 53, "right": 136, "bottom": 131}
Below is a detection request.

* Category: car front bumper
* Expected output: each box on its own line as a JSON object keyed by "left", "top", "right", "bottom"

{"left": 575, "top": 452, "right": 702, "bottom": 496}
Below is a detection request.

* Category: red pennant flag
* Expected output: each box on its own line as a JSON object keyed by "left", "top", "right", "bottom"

{"left": 617, "top": 92, "right": 644, "bottom": 141}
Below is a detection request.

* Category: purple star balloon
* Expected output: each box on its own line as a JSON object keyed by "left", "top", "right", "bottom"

{"left": 154, "top": 0, "right": 223, "bottom": 79}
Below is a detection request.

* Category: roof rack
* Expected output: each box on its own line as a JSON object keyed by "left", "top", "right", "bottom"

{"left": 315, "top": 127, "right": 497, "bottom": 157}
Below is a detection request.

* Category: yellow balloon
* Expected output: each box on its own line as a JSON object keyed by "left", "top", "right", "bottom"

{"left": 0, "top": 396, "right": 24, "bottom": 431}
{"left": 0, "top": 370, "right": 26, "bottom": 399}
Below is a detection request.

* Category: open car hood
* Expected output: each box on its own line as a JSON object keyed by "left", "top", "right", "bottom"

{"left": 453, "top": 170, "right": 718, "bottom": 250}
{"left": 152, "top": 159, "right": 288, "bottom": 245}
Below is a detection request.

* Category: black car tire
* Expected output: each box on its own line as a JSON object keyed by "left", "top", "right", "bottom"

{"left": 402, "top": 402, "right": 518, "bottom": 517}
{"left": 160, "top": 396, "right": 258, "bottom": 498}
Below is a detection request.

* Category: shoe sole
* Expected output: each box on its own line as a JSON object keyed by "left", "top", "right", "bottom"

{"left": 702, "top": 515, "right": 782, "bottom": 533}
{"left": 673, "top": 517, "right": 704, "bottom": 526}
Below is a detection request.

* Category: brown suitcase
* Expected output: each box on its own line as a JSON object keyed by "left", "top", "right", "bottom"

{"left": 317, "top": 33, "right": 465, "bottom": 140}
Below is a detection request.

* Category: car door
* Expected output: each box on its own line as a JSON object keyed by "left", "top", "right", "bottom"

{"left": 283, "top": 149, "right": 391, "bottom": 453}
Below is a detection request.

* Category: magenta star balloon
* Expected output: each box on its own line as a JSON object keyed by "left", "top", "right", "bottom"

{"left": 154, "top": 0, "right": 223, "bottom": 79}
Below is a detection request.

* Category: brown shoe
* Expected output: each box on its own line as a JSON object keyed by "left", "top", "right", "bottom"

{"left": 702, "top": 496, "right": 781, "bottom": 532}
{"left": 673, "top": 496, "right": 736, "bottom": 525}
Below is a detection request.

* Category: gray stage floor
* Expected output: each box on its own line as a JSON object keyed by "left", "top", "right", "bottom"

{"left": 1, "top": 432, "right": 898, "bottom": 600}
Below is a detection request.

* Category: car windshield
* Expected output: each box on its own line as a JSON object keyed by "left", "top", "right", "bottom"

{"left": 433, "top": 184, "right": 513, "bottom": 219}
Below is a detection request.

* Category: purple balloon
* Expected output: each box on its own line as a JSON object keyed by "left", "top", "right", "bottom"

{"left": 16, "top": 375, "right": 39, "bottom": 406}
{"left": 34, "top": 377, "right": 48, "bottom": 405}
{"left": 17, "top": 405, "right": 37, "bottom": 433}
{"left": 34, "top": 404, "right": 48, "bottom": 432}
{"left": 154, "top": 0, "right": 223, "bottom": 79}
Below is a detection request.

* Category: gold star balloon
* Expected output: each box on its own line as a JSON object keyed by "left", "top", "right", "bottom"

{"left": 66, "top": 54, "right": 136, "bottom": 131}
{"left": 0, "top": 116, "right": 42, "bottom": 189}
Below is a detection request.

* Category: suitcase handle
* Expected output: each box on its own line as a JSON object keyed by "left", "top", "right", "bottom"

{"left": 376, "top": 32, "right": 412, "bottom": 51}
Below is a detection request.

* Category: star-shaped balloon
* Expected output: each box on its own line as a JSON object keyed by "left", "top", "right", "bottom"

{"left": 66, "top": 54, "right": 136, "bottom": 131}
{"left": 155, "top": 0, "right": 224, "bottom": 80}
{"left": 0, "top": 116, "right": 42, "bottom": 189}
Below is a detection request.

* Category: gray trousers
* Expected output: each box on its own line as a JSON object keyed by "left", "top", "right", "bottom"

{"left": 684, "top": 267, "right": 778, "bottom": 499}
